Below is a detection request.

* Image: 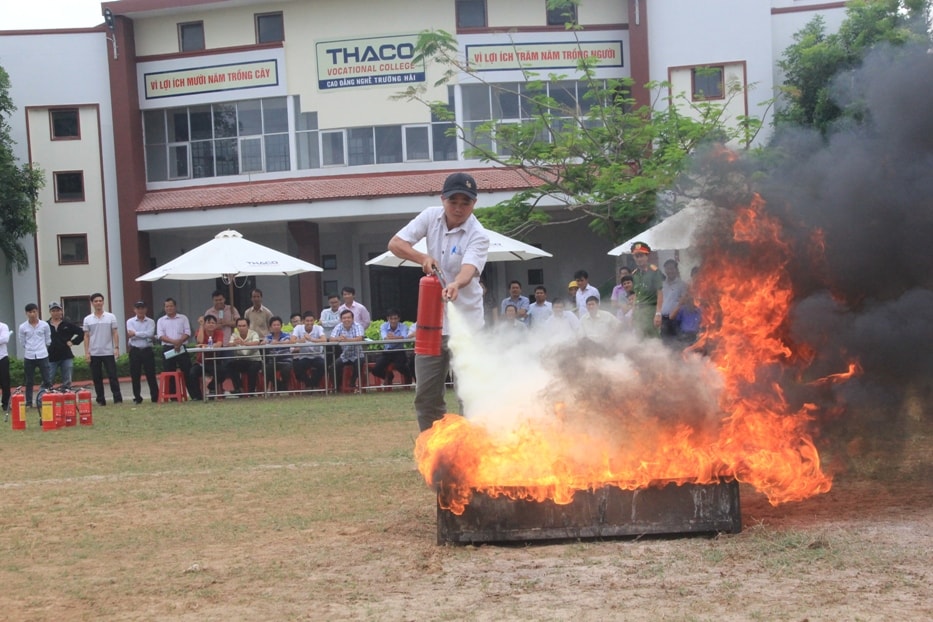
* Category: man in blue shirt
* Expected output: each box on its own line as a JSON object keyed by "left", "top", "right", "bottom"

{"left": 371, "top": 309, "right": 412, "bottom": 386}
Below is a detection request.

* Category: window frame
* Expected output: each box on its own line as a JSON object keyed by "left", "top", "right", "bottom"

{"left": 62, "top": 296, "right": 90, "bottom": 324}
{"left": 255, "top": 11, "right": 285, "bottom": 44}
{"left": 53, "top": 171, "right": 85, "bottom": 202}
{"left": 49, "top": 108, "right": 81, "bottom": 140}
{"left": 456, "top": 0, "right": 487, "bottom": 29}
{"left": 691, "top": 65, "right": 725, "bottom": 101}
{"left": 58, "top": 234, "right": 89, "bottom": 265}
{"left": 178, "top": 21, "right": 205, "bottom": 52}
{"left": 546, "top": 1, "right": 578, "bottom": 26}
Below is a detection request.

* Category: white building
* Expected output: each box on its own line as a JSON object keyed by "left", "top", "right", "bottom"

{"left": 0, "top": 0, "right": 848, "bottom": 353}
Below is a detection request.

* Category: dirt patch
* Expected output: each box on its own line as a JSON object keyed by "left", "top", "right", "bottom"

{"left": 0, "top": 399, "right": 929, "bottom": 621}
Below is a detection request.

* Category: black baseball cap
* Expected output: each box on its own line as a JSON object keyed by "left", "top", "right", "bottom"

{"left": 134, "top": 300, "right": 147, "bottom": 308}
{"left": 441, "top": 172, "right": 478, "bottom": 200}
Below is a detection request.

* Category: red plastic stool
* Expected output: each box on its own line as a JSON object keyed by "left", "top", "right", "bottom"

{"left": 157, "top": 371, "right": 188, "bottom": 403}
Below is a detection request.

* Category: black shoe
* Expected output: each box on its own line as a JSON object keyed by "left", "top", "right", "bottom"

{"left": 114, "top": 399, "right": 123, "bottom": 404}
{"left": 97, "top": 400, "right": 106, "bottom": 406}
{"left": 133, "top": 398, "right": 143, "bottom": 405}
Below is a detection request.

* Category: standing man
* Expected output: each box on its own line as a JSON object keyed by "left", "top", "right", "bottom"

{"left": 659, "top": 259, "right": 688, "bottom": 344}
{"left": 573, "top": 269, "right": 600, "bottom": 316}
{"left": 526, "top": 286, "right": 553, "bottom": 327}
{"left": 387, "top": 172, "right": 490, "bottom": 432}
{"left": 126, "top": 300, "right": 159, "bottom": 404}
{"left": 204, "top": 289, "right": 239, "bottom": 344}
{"left": 497, "top": 281, "right": 529, "bottom": 323}
{"left": 0, "top": 318, "right": 10, "bottom": 417}
{"left": 19, "top": 304, "right": 52, "bottom": 409}
{"left": 156, "top": 297, "right": 192, "bottom": 398}
{"left": 83, "top": 293, "right": 123, "bottom": 406}
{"left": 243, "top": 288, "right": 273, "bottom": 338}
{"left": 338, "top": 286, "right": 371, "bottom": 330}
{"left": 47, "top": 301, "right": 84, "bottom": 389}
{"left": 630, "top": 242, "right": 664, "bottom": 338}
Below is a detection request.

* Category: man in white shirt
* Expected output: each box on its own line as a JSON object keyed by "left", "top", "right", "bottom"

{"left": 574, "top": 269, "right": 601, "bottom": 316}
{"left": 83, "top": 292, "right": 123, "bottom": 406}
{"left": 337, "top": 286, "right": 371, "bottom": 330}
{"left": 126, "top": 300, "right": 159, "bottom": 404}
{"left": 19, "top": 303, "right": 52, "bottom": 408}
{"left": 0, "top": 318, "right": 10, "bottom": 415}
{"left": 388, "top": 172, "right": 490, "bottom": 432}
{"left": 156, "top": 297, "right": 193, "bottom": 398}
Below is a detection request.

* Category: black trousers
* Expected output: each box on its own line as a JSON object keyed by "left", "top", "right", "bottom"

{"left": 0, "top": 356, "right": 10, "bottom": 412}
{"left": 89, "top": 355, "right": 122, "bottom": 404}
{"left": 372, "top": 350, "right": 411, "bottom": 382}
{"left": 293, "top": 357, "right": 326, "bottom": 388}
{"left": 129, "top": 347, "right": 159, "bottom": 402}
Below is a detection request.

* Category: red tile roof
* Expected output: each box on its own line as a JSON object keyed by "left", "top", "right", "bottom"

{"left": 136, "top": 168, "right": 544, "bottom": 214}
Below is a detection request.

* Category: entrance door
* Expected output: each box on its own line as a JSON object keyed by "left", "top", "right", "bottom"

{"left": 368, "top": 266, "right": 422, "bottom": 322}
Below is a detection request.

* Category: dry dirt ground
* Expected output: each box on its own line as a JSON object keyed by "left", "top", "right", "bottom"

{"left": 0, "top": 397, "right": 929, "bottom": 622}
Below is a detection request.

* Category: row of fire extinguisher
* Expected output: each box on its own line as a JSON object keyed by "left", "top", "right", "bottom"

{"left": 9, "top": 388, "right": 93, "bottom": 431}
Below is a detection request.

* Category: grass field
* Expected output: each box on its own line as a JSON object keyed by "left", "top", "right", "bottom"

{"left": 0, "top": 392, "right": 929, "bottom": 621}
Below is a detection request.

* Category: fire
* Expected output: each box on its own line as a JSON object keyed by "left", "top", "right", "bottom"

{"left": 417, "top": 193, "right": 848, "bottom": 514}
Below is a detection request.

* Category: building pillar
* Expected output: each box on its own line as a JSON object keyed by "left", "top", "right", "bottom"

{"left": 287, "top": 221, "right": 322, "bottom": 315}
{"left": 628, "top": 0, "right": 650, "bottom": 109}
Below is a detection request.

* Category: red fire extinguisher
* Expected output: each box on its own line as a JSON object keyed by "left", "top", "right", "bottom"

{"left": 62, "top": 390, "right": 77, "bottom": 427}
{"left": 77, "top": 388, "right": 93, "bottom": 426}
{"left": 41, "top": 392, "right": 58, "bottom": 431}
{"left": 10, "top": 392, "right": 26, "bottom": 430}
{"left": 415, "top": 274, "right": 444, "bottom": 356}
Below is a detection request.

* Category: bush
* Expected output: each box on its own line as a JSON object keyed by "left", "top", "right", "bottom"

{"left": 9, "top": 352, "right": 167, "bottom": 386}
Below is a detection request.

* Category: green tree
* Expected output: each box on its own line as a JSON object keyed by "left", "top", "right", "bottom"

{"left": 0, "top": 64, "right": 43, "bottom": 272}
{"left": 776, "top": 0, "right": 931, "bottom": 134}
{"left": 397, "top": 28, "right": 762, "bottom": 244}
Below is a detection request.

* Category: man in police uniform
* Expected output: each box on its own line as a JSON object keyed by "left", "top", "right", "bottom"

{"left": 630, "top": 241, "right": 664, "bottom": 338}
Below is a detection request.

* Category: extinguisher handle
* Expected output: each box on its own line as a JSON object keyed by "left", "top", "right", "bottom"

{"left": 431, "top": 265, "right": 448, "bottom": 289}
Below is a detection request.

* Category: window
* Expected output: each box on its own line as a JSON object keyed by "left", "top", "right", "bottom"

{"left": 456, "top": 0, "right": 487, "bottom": 28}
{"left": 527, "top": 268, "right": 544, "bottom": 285}
{"left": 323, "top": 280, "right": 339, "bottom": 296}
{"left": 256, "top": 12, "right": 284, "bottom": 43}
{"left": 321, "top": 130, "right": 346, "bottom": 166}
{"left": 50, "top": 109, "right": 80, "bottom": 139}
{"left": 54, "top": 172, "right": 85, "bottom": 202}
{"left": 547, "top": 1, "right": 578, "bottom": 26}
{"left": 403, "top": 126, "right": 430, "bottom": 161}
{"left": 58, "top": 234, "right": 89, "bottom": 265}
{"left": 692, "top": 66, "right": 724, "bottom": 100}
{"left": 322, "top": 255, "right": 337, "bottom": 270}
{"left": 144, "top": 97, "right": 291, "bottom": 181}
{"left": 62, "top": 296, "right": 90, "bottom": 324}
{"left": 179, "top": 22, "right": 205, "bottom": 52}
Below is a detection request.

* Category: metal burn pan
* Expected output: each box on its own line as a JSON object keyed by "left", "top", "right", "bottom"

{"left": 437, "top": 480, "right": 741, "bottom": 545}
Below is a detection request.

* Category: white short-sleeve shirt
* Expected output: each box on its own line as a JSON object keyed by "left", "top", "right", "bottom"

{"left": 396, "top": 206, "right": 489, "bottom": 334}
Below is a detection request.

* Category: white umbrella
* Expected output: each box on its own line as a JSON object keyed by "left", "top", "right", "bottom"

{"left": 607, "top": 203, "right": 716, "bottom": 256}
{"left": 136, "top": 229, "right": 322, "bottom": 281}
{"left": 366, "top": 229, "right": 552, "bottom": 267}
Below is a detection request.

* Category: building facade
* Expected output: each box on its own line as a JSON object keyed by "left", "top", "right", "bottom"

{"left": 0, "top": 0, "right": 847, "bottom": 353}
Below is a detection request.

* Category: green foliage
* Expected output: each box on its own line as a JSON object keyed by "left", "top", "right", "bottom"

{"left": 0, "top": 65, "right": 44, "bottom": 273}
{"left": 399, "top": 30, "right": 759, "bottom": 244}
{"left": 10, "top": 353, "right": 165, "bottom": 386}
{"left": 776, "top": 0, "right": 932, "bottom": 134}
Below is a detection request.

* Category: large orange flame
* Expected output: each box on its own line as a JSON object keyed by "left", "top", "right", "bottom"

{"left": 417, "top": 194, "right": 843, "bottom": 514}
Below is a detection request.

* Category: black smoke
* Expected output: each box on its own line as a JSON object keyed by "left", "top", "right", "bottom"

{"left": 700, "top": 43, "right": 933, "bottom": 475}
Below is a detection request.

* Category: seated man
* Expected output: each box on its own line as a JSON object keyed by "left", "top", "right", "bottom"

{"left": 578, "top": 295, "right": 619, "bottom": 341}
{"left": 542, "top": 297, "right": 580, "bottom": 338}
{"left": 371, "top": 309, "right": 412, "bottom": 385}
{"left": 499, "top": 304, "right": 528, "bottom": 334}
{"left": 329, "top": 309, "right": 365, "bottom": 392}
{"left": 263, "top": 316, "right": 293, "bottom": 391}
{"left": 225, "top": 318, "right": 262, "bottom": 395}
{"left": 188, "top": 314, "right": 225, "bottom": 400}
{"left": 291, "top": 310, "right": 327, "bottom": 390}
